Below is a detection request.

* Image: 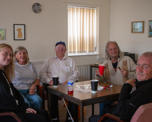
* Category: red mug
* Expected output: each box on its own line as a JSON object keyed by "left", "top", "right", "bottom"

{"left": 99, "top": 64, "right": 105, "bottom": 76}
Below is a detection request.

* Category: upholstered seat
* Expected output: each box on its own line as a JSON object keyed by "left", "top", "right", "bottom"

{"left": 0, "top": 112, "right": 21, "bottom": 122}
{"left": 98, "top": 102, "right": 152, "bottom": 122}
{"left": 131, "top": 103, "right": 152, "bottom": 122}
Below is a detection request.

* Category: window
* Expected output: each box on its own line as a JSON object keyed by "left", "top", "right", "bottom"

{"left": 68, "top": 6, "right": 97, "bottom": 55}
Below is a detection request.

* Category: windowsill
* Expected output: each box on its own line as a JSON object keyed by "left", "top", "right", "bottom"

{"left": 68, "top": 52, "right": 98, "bottom": 57}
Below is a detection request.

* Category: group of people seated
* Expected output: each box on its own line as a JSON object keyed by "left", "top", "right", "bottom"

{"left": 0, "top": 40, "right": 152, "bottom": 122}
{"left": 0, "top": 41, "right": 79, "bottom": 122}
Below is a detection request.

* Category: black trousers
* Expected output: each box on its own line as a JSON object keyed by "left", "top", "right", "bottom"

{"left": 50, "top": 94, "right": 78, "bottom": 122}
{"left": 89, "top": 101, "right": 120, "bottom": 122}
{"left": 17, "top": 110, "right": 50, "bottom": 122}
{"left": 0, "top": 116, "right": 19, "bottom": 122}
{"left": 89, "top": 115, "right": 117, "bottom": 122}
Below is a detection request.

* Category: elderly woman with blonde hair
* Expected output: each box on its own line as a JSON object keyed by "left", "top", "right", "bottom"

{"left": 12, "top": 46, "right": 42, "bottom": 111}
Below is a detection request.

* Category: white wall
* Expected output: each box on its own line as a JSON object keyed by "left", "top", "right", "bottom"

{"left": 0, "top": 0, "right": 110, "bottom": 65}
{"left": 110, "top": 0, "right": 152, "bottom": 56}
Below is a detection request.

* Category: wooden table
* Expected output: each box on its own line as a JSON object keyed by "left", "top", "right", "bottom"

{"left": 47, "top": 81, "right": 122, "bottom": 122}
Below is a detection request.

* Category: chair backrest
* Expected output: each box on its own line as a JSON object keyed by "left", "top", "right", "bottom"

{"left": 131, "top": 103, "right": 152, "bottom": 122}
{"left": 124, "top": 52, "right": 137, "bottom": 63}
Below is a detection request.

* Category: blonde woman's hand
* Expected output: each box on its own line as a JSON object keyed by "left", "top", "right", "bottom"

{"left": 49, "top": 80, "right": 53, "bottom": 85}
{"left": 26, "top": 108, "right": 37, "bottom": 114}
{"left": 29, "top": 85, "right": 36, "bottom": 94}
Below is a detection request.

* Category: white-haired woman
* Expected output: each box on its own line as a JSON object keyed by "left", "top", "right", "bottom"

{"left": 12, "top": 46, "right": 42, "bottom": 111}
{"left": 98, "top": 41, "right": 136, "bottom": 116}
{"left": 103, "top": 41, "right": 136, "bottom": 85}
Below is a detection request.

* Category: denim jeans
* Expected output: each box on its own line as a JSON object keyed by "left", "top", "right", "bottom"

{"left": 19, "top": 89, "right": 42, "bottom": 111}
{"left": 100, "top": 102, "right": 104, "bottom": 116}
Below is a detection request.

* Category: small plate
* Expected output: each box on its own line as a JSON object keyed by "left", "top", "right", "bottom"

{"left": 91, "top": 90, "right": 97, "bottom": 94}
{"left": 53, "top": 85, "right": 58, "bottom": 88}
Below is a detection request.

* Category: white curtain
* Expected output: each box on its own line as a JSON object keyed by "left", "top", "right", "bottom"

{"left": 68, "top": 7, "right": 96, "bottom": 53}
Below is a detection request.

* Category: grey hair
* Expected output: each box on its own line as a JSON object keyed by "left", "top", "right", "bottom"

{"left": 14, "top": 46, "right": 29, "bottom": 62}
{"left": 105, "top": 41, "right": 123, "bottom": 59}
{"left": 140, "top": 52, "right": 152, "bottom": 64}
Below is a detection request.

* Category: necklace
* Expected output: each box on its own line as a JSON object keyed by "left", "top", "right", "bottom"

{"left": 2, "top": 72, "right": 18, "bottom": 105}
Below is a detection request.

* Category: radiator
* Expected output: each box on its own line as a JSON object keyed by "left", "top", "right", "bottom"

{"left": 77, "top": 65, "right": 98, "bottom": 81}
{"left": 77, "top": 65, "right": 90, "bottom": 81}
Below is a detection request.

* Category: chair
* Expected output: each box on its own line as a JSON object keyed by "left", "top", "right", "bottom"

{"left": 37, "top": 83, "right": 49, "bottom": 109}
{"left": 98, "top": 102, "right": 152, "bottom": 122}
{"left": 0, "top": 112, "right": 22, "bottom": 122}
{"left": 124, "top": 52, "right": 137, "bottom": 63}
{"left": 131, "top": 102, "right": 152, "bottom": 122}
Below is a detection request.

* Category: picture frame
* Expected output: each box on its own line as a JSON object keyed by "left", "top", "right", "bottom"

{"left": 0, "top": 28, "right": 6, "bottom": 41}
{"left": 13, "top": 24, "right": 25, "bottom": 40}
{"left": 148, "top": 20, "right": 152, "bottom": 37}
{"left": 131, "top": 21, "right": 144, "bottom": 33}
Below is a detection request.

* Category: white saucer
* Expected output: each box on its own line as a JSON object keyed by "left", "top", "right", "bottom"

{"left": 53, "top": 85, "right": 58, "bottom": 88}
{"left": 91, "top": 90, "right": 97, "bottom": 94}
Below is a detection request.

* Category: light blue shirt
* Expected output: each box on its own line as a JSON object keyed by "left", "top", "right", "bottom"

{"left": 12, "top": 62, "right": 38, "bottom": 90}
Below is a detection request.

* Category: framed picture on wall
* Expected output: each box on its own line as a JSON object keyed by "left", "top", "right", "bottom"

{"left": 13, "top": 24, "right": 25, "bottom": 40}
{"left": 131, "top": 21, "right": 144, "bottom": 33}
{"left": 0, "top": 28, "right": 6, "bottom": 41}
{"left": 148, "top": 20, "right": 152, "bottom": 37}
